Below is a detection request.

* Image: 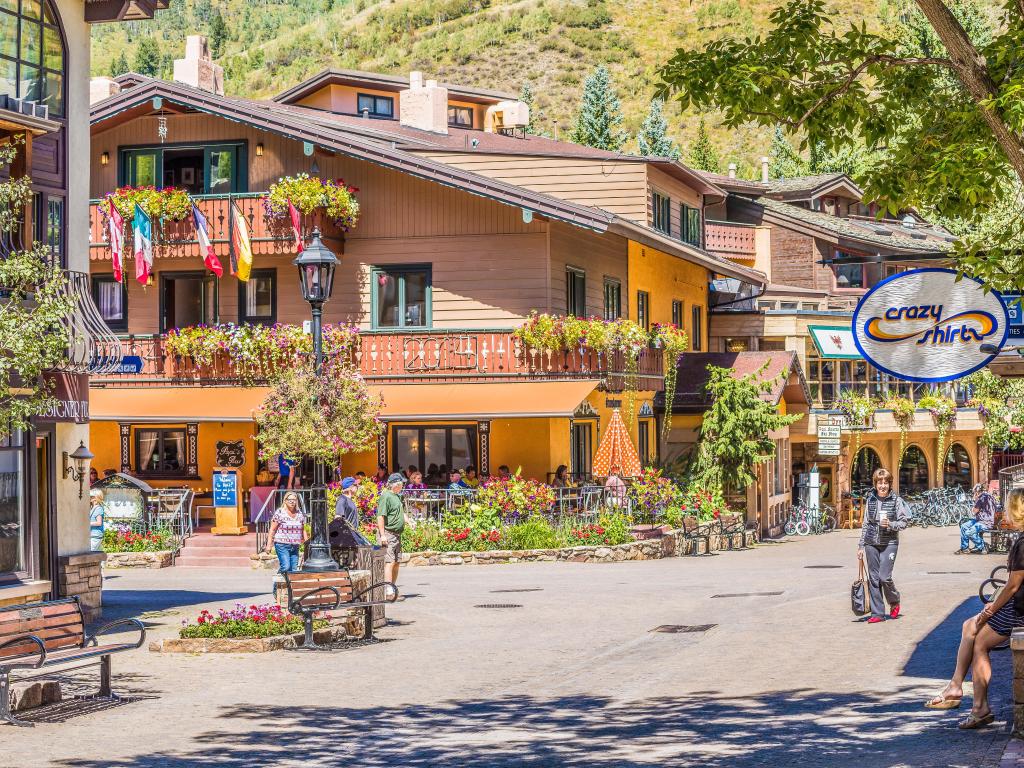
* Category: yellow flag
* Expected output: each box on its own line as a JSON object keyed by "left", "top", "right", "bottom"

{"left": 231, "top": 202, "right": 253, "bottom": 282}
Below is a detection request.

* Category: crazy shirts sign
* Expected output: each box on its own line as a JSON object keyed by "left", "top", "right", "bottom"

{"left": 853, "top": 268, "right": 1009, "bottom": 383}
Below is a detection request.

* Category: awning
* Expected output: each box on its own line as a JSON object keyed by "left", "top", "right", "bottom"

{"left": 90, "top": 380, "right": 600, "bottom": 423}
{"left": 808, "top": 325, "right": 860, "bottom": 360}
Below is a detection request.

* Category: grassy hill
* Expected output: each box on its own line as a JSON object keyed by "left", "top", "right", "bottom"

{"left": 88, "top": 0, "right": 974, "bottom": 177}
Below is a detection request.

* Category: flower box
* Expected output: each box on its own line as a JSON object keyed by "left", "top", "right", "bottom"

{"left": 149, "top": 624, "right": 354, "bottom": 653}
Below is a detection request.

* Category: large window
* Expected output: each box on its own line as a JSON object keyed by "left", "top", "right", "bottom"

{"left": 566, "top": 267, "right": 586, "bottom": 316}
{"left": 671, "top": 300, "right": 683, "bottom": 328}
{"left": 372, "top": 266, "right": 431, "bottom": 329}
{"left": 0, "top": 1, "right": 64, "bottom": 117}
{"left": 899, "top": 445, "right": 929, "bottom": 494}
{"left": 160, "top": 272, "right": 217, "bottom": 332}
{"left": 944, "top": 443, "right": 972, "bottom": 489}
{"left": 680, "top": 204, "right": 701, "bottom": 247}
{"left": 804, "top": 339, "right": 935, "bottom": 406}
{"left": 570, "top": 421, "right": 594, "bottom": 479}
{"left": 637, "top": 290, "right": 650, "bottom": 331}
{"left": 833, "top": 260, "right": 883, "bottom": 291}
{"left": 393, "top": 425, "right": 476, "bottom": 477}
{"left": 0, "top": 430, "right": 25, "bottom": 575}
{"left": 652, "top": 191, "right": 671, "bottom": 235}
{"left": 136, "top": 428, "right": 186, "bottom": 476}
{"left": 603, "top": 278, "right": 621, "bottom": 321}
{"left": 851, "top": 447, "right": 883, "bottom": 495}
{"left": 357, "top": 93, "right": 394, "bottom": 118}
{"left": 448, "top": 105, "right": 473, "bottom": 127}
{"left": 239, "top": 269, "right": 276, "bottom": 325}
{"left": 691, "top": 305, "right": 703, "bottom": 350}
{"left": 92, "top": 275, "right": 128, "bottom": 332}
{"left": 121, "top": 143, "right": 247, "bottom": 194}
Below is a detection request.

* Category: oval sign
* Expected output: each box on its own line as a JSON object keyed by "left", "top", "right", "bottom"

{"left": 852, "top": 268, "right": 1008, "bottom": 383}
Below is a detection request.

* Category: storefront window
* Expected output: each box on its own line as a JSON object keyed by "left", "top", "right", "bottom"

{"left": 0, "top": 430, "right": 25, "bottom": 575}
{"left": 899, "top": 445, "right": 929, "bottom": 494}
{"left": 944, "top": 443, "right": 972, "bottom": 489}
{"left": 136, "top": 429, "right": 186, "bottom": 474}
{"left": 851, "top": 446, "right": 882, "bottom": 495}
{"left": 393, "top": 425, "right": 476, "bottom": 479}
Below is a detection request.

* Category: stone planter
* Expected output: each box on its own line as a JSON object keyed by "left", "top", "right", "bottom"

{"left": 149, "top": 623, "right": 357, "bottom": 654}
{"left": 251, "top": 551, "right": 279, "bottom": 571}
{"left": 104, "top": 550, "right": 174, "bottom": 569}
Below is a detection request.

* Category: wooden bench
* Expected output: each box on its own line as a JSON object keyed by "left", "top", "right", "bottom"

{"left": 284, "top": 570, "right": 397, "bottom": 651}
{"left": 0, "top": 597, "right": 145, "bottom": 726}
{"left": 715, "top": 514, "right": 746, "bottom": 550}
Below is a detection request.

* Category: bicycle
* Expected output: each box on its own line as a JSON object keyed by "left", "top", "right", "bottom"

{"left": 783, "top": 502, "right": 837, "bottom": 536}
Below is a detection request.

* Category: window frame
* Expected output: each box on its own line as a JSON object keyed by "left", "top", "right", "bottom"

{"left": 0, "top": 1, "right": 65, "bottom": 117}
{"left": 134, "top": 426, "right": 196, "bottom": 479}
{"left": 691, "top": 305, "right": 703, "bottom": 350}
{"left": 651, "top": 190, "right": 671, "bottom": 235}
{"left": 679, "top": 203, "right": 702, "bottom": 247}
{"left": 637, "top": 290, "right": 650, "bottom": 331}
{"left": 0, "top": 430, "right": 28, "bottom": 580}
{"left": 390, "top": 424, "right": 477, "bottom": 474}
{"left": 566, "top": 267, "right": 586, "bottom": 316}
{"left": 603, "top": 278, "right": 622, "bottom": 321}
{"left": 119, "top": 141, "right": 249, "bottom": 193}
{"left": 447, "top": 105, "right": 473, "bottom": 127}
{"left": 357, "top": 93, "right": 395, "bottom": 118}
{"left": 370, "top": 264, "right": 432, "bottom": 330}
{"left": 237, "top": 268, "right": 277, "bottom": 326}
{"left": 92, "top": 273, "right": 129, "bottom": 332}
{"left": 671, "top": 299, "right": 683, "bottom": 328}
{"left": 159, "top": 270, "right": 219, "bottom": 333}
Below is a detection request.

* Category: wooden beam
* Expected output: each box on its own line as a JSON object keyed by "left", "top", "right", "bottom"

{"left": 84, "top": 0, "right": 158, "bottom": 23}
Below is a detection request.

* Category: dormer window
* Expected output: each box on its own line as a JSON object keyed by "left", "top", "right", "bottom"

{"left": 357, "top": 93, "right": 394, "bottom": 118}
{"left": 448, "top": 105, "right": 472, "bottom": 127}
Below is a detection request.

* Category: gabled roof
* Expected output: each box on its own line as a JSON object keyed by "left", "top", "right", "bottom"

{"left": 763, "top": 173, "right": 863, "bottom": 201}
{"left": 273, "top": 68, "right": 517, "bottom": 106}
{"left": 655, "top": 351, "right": 810, "bottom": 413}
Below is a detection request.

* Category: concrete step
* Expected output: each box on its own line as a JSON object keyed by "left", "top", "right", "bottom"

{"left": 182, "top": 536, "right": 259, "bottom": 548}
{"left": 174, "top": 553, "right": 255, "bottom": 568}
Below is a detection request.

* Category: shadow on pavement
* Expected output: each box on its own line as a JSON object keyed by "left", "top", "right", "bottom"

{"left": 50, "top": 688, "right": 1008, "bottom": 768}
{"left": 902, "top": 596, "right": 995, "bottom": 681}
{"left": 96, "top": 589, "right": 267, "bottom": 625}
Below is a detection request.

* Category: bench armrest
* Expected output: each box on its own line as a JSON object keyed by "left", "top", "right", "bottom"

{"left": 84, "top": 618, "right": 146, "bottom": 649}
{"left": 0, "top": 634, "right": 47, "bottom": 670}
{"left": 352, "top": 581, "right": 398, "bottom": 604}
{"left": 291, "top": 585, "right": 341, "bottom": 614}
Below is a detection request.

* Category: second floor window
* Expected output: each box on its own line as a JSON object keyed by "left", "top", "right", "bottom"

{"left": 448, "top": 105, "right": 473, "bottom": 127}
{"left": 239, "top": 269, "right": 276, "bottom": 325}
{"left": 121, "top": 143, "right": 246, "bottom": 194}
{"left": 373, "top": 266, "right": 430, "bottom": 329}
{"left": 603, "top": 278, "right": 621, "bottom": 321}
{"left": 357, "top": 93, "right": 394, "bottom": 118}
{"left": 671, "top": 300, "right": 683, "bottom": 328}
{"left": 652, "top": 192, "right": 671, "bottom": 235}
{"left": 691, "top": 305, "right": 703, "bottom": 350}
{"left": 637, "top": 290, "right": 650, "bottom": 331}
{"left": 680, "top": 204, "right": 701, "bottom": 247}
{"left": 93, "top": 275, "right": 127, "bottom": 332}
{"left": 566, "top": 267, "right": 586, "bottom": 316}
{"left": 0, "top": 0, "right": 65, "bottom": 116}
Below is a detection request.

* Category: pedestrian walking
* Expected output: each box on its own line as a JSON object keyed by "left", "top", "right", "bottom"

{"left": 957, "top": 483, "right": 997, "bottom": 554}
{"left": 857, "top": 467, "right": 910, "bottom": 624}
{"left": 376, "top": 473, "right": 406, "bottom": 596}
{"left": 335, "top": 476, "right": 360, "bottom": 530}
{"left": 926, "top": 489, "right": 1024, "bottom": 729}
{"left": 263, "top": 491, "right": 306, "bottom": 574}
{"left": 89, "top": 489, "right": 107, "bottom": 552}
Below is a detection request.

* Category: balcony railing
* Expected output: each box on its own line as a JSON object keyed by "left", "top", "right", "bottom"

{"left": 705, "top": 220, "right": 757, "bottom": 258}
{"left": 89, "top": 329, "right": 665, "bottom": 391}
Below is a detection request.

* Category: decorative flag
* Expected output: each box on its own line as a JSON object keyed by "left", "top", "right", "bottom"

{"left": 132, "top": 203, "right": 153, "bottom": 286}
{"left": 191, "top": 203, "right": 223, "bottom": 277}
{"left": 288, "top": 200, "right": 304, "bottom": 254}
{"left": 230, "top": 202, "right": 253, "bottom": 282}
{"left": 106, "top": 201, "right": 125, "bottom": 283}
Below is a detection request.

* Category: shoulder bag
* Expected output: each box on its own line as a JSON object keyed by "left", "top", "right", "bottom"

{"left": 851, "top": 558, "right": 871, "bottom": 616}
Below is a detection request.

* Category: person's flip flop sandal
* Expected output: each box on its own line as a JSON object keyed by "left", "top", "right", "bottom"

{"left": 958, "top": 712, "right": 995, "bottom": 729}
{"left": 925, "top": 697, "right": 962, "bottom": 710}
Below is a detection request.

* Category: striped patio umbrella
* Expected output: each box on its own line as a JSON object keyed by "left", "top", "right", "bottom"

{"left": 592, "top": 409, "right": 642, "bottom": 478}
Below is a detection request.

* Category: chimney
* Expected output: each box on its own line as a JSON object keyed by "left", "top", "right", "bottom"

{"left": 761, "top": 156, "right": 770, "bottom": 182}
{"left": 90, "top": 76, "right": 121, "bottom": 104}
{"left": 728, "top": 163, "right": 737, "bottom": 179}
{"left": 173, "top": 35, "right": 224, "bottom": 95}
{"left": 399, "top": 71, "right": 448, "bottom": 134}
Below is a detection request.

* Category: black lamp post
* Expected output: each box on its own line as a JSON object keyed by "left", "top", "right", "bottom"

{"left": 294, "top": 228, "right": 338, "bottom": 572}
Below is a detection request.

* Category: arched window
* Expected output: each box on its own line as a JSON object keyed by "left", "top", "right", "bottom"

{"left": 899, "top": 445, "right": 929, "bottom": 494}
{"left": 944, "top": 443, "right": 972, "bottom": 489}
{"left": 851, "top": 446, "right": 882, "bottom": 494}
{"left": 0, "top": 1, "right": 65, "bottom": 117}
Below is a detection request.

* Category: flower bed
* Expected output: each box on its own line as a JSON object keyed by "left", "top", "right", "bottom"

{"left": 101, "top": 527, "right": 176, "bottom": 553}
{"left": 179, "top": 603, "right": 318, "bottom": 639}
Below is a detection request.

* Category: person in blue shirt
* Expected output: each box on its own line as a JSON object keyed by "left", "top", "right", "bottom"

{"left": 277, "top": 454, "right": 296, "bottom": 489}
{"left": 448, "top": 470, "right": 470, "bottom": 490}
{"left": 89, "top": 489, "right": 106, "bottom": 551}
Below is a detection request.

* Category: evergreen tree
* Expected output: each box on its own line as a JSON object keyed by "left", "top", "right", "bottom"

{"left": 636, "top": 99, "right": 680, "bottom": 159}
{"left": 570, "top": 65, "right": 626, "bottom": 152}
{"left": 109, "top": 51, "right": 130, "bottom": 77}
{"left": 687, "top": 117, "right": 720, "bottom": 172}
{"left": 519, "top": 81, "right": 538, "bottom": 135}
{"left": 767, "top": 125, "right": 808, "bottom": 179}
{"left": 133, "top": 36, "right": 162, "bottom": 77}
{"left": 209, "top": 9, "right": 228, "bottom": 58}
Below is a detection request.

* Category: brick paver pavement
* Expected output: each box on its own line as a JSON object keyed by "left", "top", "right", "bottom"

{"left": 2, "top": 526, "right": 1018, "bottom": 767}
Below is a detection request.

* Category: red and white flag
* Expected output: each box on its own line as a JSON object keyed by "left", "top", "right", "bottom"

{"left": 288, "top": 201, "right": 304, "bottom": 254}
{"left": 192, "top": 203, "right": 223, "bottom": 277}
{"left": 106, "top": 201, "right": 125, "bottom": 283}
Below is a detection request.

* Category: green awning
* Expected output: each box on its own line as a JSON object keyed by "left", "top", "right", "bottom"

{"left": 808, "top": 325, "right": 861, "bottom": 359}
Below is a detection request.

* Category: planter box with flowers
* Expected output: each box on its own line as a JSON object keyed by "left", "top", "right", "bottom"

{"left": 102, "top": 527, "right": 177, "bottom": 569}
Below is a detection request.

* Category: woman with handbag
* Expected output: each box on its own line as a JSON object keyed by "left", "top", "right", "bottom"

{"left": 857, "top": 467, "right": 911, "bottom": 624}
{"left": 925, "top": 489, "right": 1024, "bottom": 729}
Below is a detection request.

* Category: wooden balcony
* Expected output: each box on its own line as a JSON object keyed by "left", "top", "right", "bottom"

{"left": 89, "top": 329, "right": 665, "bottom": 392}
{"left": 705, "top": 220, "right": 757, "bottom": 258}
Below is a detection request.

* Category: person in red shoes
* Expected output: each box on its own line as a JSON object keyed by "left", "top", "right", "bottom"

{"left": 857, "top": 468, "right": 910, "bottom": 624}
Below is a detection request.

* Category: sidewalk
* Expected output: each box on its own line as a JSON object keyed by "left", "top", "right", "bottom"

{"left": 1004, "top": 739, "right": 1024, "bottom": 767}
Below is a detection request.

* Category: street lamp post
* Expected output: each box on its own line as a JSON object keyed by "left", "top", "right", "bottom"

{"left": 294, "top": 228, "right": 338, "bottom": 572}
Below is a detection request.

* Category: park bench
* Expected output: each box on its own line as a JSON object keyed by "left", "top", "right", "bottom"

{"left": 0, "top": 596, "right": 145, "bottom": 726}
{"left": 714, "top": 513, "right": 747, "bottom": 550}
{"left": 680, "top": 515, "right": 711, "bottom": 556}
{"left": 284, "top": 570, "right": 397, "bottom": 651}
{"left": 982, "top": 514, "right": 1019, "bottom": 553}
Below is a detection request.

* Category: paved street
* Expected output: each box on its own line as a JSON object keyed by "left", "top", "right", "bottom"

{"left": 4, "top": 527, "right": 1015, "bottom": 767}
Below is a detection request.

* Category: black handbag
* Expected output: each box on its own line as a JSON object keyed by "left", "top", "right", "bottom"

{"left": 851, "top": 559, "right": 870, "bottom": 616}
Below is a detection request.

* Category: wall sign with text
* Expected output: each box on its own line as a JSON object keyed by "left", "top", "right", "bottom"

{"left": 852, "top": 268, "right": 1008, "bottom": 383}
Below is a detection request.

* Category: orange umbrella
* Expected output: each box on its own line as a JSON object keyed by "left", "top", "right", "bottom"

{"left": 592, "top": 409, "right": 642, "bottom": 478}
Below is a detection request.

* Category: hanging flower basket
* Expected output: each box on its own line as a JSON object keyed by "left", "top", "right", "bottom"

{"left": 100, "top": 186, "right": 193, "bottom": 227}
{"left": 263, "top": 174, "right": 360, "bottom": 232}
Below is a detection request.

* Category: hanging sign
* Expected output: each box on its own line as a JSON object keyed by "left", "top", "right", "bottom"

{"left": 852, "top": 268, "right": 1009, "bottom": 383}
{"left": 816, "top": 419, "right": 842, "bottom": 456}
{"left": 1003, "top": 295, "right": 1024, "bottom": 344}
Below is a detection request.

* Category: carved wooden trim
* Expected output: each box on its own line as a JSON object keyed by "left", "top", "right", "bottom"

{"left": 118, "top": 423, "right": 131, "bottom": 473}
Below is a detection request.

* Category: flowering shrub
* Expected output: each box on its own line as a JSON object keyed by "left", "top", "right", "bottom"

{"left": 352, "top": 479, "right": 381, "bottom": 519}
{"left": 880, "top": 394, "right": 915, "bottom": 461}
{"left": 475, "top": 473, "right": 556, "bottom": 522}
{"left": 653, "top": 323, "right": 690, "bottom": 437}
{"left": 563, "top": 512, "right": 631, "bottom": 546}
{"left": 179, "top": 603, "right": 322, "bottom": 639}
{"left": 565, "top": 523, "right": 607, "bottom": 545}
{"left": 627, "top": 468, "right": 679, "bottom": 514}
{"left": 264, "top": 174, "right": 360, "bottom": 231}
{"left": 101, "top": 526, "right": 176, "bottom": 553}
{"left": 677, "top": 485, "right": 729, "bottom": 524}
{"left": 100, "top": 185, "right": 192, "bottom": 225}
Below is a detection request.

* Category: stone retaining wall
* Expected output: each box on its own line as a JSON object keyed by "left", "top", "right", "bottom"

{"left": 58, "top": 552, "right": 106, "bottom": 622}
{"left": 1012, "top": 628, "right": 1024, "bottom": 736}
{"left": 104, "top": 551, "right": 174, "bottom": 569}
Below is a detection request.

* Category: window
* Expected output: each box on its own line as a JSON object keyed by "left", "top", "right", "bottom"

{"left": 357, "top": 93, "right": 394, "bottom": 118}
{"left": 800, "top": 302, "right": 819, "bottom": 311}
{"left": 392, "top": 425, "right": 476, "bottom": 475}
{"left": 447, "top": 105, "right": 473, "bottom": 127}
{"left": 833, "top": 261, "right": 882, "bottom": 291}
{"left": 603, "top": 278, "right": 621, "bottom": 321}
{"left": 160, "top": 272, "right": 217, "bottom": 332}
{"left": 92, "top": 275, "right": 128, "bottom": 332}
{"left": 121, "top": 143, "right": 247, "bottom": 194}
{"left": 691, "top": 305, "right": 703, "bottom": 350}
{"left": 759, "top": 338, "right": 786, "bottom": 351}
{"left": 671, "top": 300, "right": 683, "bottom": 328}
{"left": 372, "top": 266, "right": 431, "bottom": 329}
{"left": 570, "top": 422, "right": 593, "bottom": 479}
{"left": 239, "top": 269, "right": 276, "bottom": 325}
{"left": 724, "top": 337, "right": 749, "bottom": 353}
{"left": 652, "top": 191, "right": 671, "bottom": 235}
{"left": 779, "top": 301, "right": 799, "bottom": 310}
{"left": 0, "top": 1, "right": 64, "bottom": 116}
{"left": 758, "top": 300, "right": 776, "bottom": 311}
{"left": 0, "top": 430, "right": 25, "bottom": 575}
{"left": 637, "top": 290, "right": 650, "bottom": 331}
{"left": 680, "top": 204, "right": 701, "bottom": 246}
{"left": 136, "top": 428, "right": 186, "bottom": 475}
{"left": 638, "top": 420, "right": 654, "bottom": 467}
{"left": 566, "top": 267, "right": 586, "bottom": 316}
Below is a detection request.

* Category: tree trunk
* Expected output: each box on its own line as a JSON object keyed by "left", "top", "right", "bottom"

{"left": 915, "top": 0, "right": 1024, "bottom": 183}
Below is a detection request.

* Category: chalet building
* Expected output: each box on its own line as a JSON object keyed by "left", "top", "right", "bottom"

{"left": 701, "top": 166, "right": 984, "bottom": 511}
{"left": 0, "top": 1, "right": 163, "bottom": 612}
{"left": 85, "top": 39, "right": 766, "bottom": 519}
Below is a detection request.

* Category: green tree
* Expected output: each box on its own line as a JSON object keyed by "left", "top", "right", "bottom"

{"left": 687, "top": 117, "right": 720, "bottom": 171}
{"left": 657, "top": 0, "right": 1024, "bottom": 291}
{"left": 768, "top": 125, "right": 808, "bottom": 179}
{"left": 133, "top": 36, "right": 161, "bottom": 77}
{"left": 691, "top": 364, "right": 803, "bottom": 494}
{"left": 519, "top": 81, "right": 538, "bottom": 135}
{"left": 571, "top": 65, "right": 626, "bottom": 152}
{"left": 209, "top": 9, "right": 228, "bottom": 58}
{"left": 637, "top": 99, "right": 681, "bottom": 159}
{"left": 109, "top": 51, "right": 130, "bottom": 77}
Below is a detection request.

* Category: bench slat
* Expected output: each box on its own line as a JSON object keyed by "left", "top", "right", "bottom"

{"left": 0, "top": 614, "right": 84, "bottom": 636}
{"left": 0, "top": 602, "right": 81, "bottom": 621}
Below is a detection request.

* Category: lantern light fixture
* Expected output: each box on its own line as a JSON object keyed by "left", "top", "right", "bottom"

{"left": 63, "top": 441, "right": 95, "bottom": 499}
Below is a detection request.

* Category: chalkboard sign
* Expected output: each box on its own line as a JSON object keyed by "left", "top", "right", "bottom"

{"left": 215, "top": 440, "right": 245, "bottom": 468}
{"left": 213, "top": 470, "right": 239, "bottom": 508}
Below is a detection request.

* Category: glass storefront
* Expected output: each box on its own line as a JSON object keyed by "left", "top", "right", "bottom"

{"left": 0, "top": 430, "right": 24, "bottom": 575}
{"left": 899, "top": 445, "right": 930, "bottom": 494}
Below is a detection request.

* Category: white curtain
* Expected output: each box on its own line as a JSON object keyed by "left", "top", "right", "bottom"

{"left": 138, "top": 431, "right": 159, "bottom": 471}
{"left": 98, "top": 281, "right": 123, "bottom": 320}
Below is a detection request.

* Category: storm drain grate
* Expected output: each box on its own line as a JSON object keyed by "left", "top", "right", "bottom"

{"left": 711, "top": 591, "right": 784, "bottom": 599}
{"left": 650, "top": 624, "right": 717, "bottom": 634}
{"left": 805, "top": 565, "right": 843, "bottom": 569}
{"left": 927, "top": 571, "right": 971, "bottom": 575}
{"left": 474, "top": 604, "right": 523, "bottom": 609}
{"left": 490, "top": 588, "right": 543, "bottom": 593}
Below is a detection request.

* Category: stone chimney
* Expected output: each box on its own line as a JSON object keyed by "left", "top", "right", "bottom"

{"left": 399, "top": 71, "right": 448, "bottom": 134}
{"left": 173, "top": 35, "right": 224, "bottom": 95}
{"left": 89, "top": 76, "right": 122, "bottom": 105}
{"left": 761, "top": 156, "right": 770, "bottom": 182}
{"left": 728, "top": 163, "right": 737, "bottom": 179}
